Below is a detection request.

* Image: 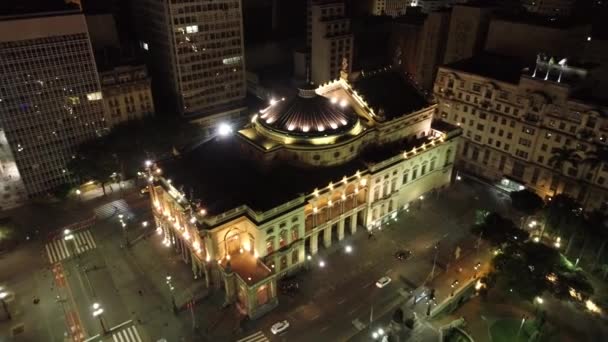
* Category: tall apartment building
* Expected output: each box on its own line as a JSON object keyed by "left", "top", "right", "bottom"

{"left": 390, "top": 10, "right": 450, "bottom": 89}
{"left": 132, "top": 0, "right": 246, "bottom": 122}
{"left": 310, "top": 1, "right": 354, "bottom": 84}
{"left": 0, "top": 11, "right": 106, "bottom": 197}
{"left": 371, "top": 0, "right": 410, "bottom": 16}
{"left": 100, "top": 65, "right": 155, "bottom": 127}
{"left": 443, "top": 4, "right": 493, "bottom": 64}
{"left": 434, "top": 53, "right": 608, "bottom": 210}
{"left": 521, "top": 0, "right": 574, "bottom": 17}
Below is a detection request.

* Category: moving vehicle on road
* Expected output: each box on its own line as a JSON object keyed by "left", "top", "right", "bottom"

{"left": 376, "top": 276, "right": 392, "bottom": 288}
{"left": 270, "top": 320, "right": 290, "bottom": 335}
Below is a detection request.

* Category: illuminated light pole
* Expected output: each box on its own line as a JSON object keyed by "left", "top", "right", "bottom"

{"left": 516, "top": 315, "right": 527, "bottom": 340}
{"left": 91, "top": 302, "right": 106, "bottom": 334}
{"left": 345, "top": 245, "right": 352, "bottom": 254}
{"left": 450, "top": 279, "right": 459, "bottom": 297}
{"left": 75, "top": 189, "right": 82, "bottom": 202}
{"left": 166, "top": 276, "right": 178, "bottom": 314}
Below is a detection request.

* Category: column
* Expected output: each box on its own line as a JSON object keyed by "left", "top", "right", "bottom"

{"left": 311, "top": 233, "right": 319, "bottom": 255}
{"left": 191, "top": 254, "right": 198, "bottom": 279}
{"left": 350, "top": 213, "right": 357, "bottom": 234}
{"left": 337, "top": 219, "right": 345, "bottom": 241}
{"left": 323, "top": 226, "right": 331, "bottom": 248}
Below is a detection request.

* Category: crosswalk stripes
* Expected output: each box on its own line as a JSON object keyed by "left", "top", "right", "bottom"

{"left": 94, "top": 199, "right": 129, "bottom": 220}
{"left": 45, "top": 230, "right": 97, "bottom": 264}
{"left": 111, "top": 325, "right": 142, "bottom": 342}
{"left": 235, "top": 331, "right": 269, "bottom": 342}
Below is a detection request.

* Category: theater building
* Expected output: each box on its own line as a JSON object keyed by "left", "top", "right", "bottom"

{"left": 147, "top": 68, "right": 461, "bottom": 319}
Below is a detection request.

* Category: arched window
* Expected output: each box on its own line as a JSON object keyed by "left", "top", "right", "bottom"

{"left": 279, "top": 230, "right": 287, "bottom": 248}
{"left": 291, "top": 226, "right": 299, "bottom": 241}
{"left": 445, "top": 149, "right": 452, "bottom": 167}
{"left": 430, "top": 158, "right": 436, "bottom": 171}
{"left": 266, "top": 238, "right": 274, "bottom": 254}
{"left": 292, "top": 250, "right": 299, "bottom": 264}
{"left": 402, "top": 170, "right": 409, "bottom": 184}
{"left": 421, "top": 162, "right": 427, "bottom": 176}
{"left": 412, "top": 166, "right": 419, "bottom": 180}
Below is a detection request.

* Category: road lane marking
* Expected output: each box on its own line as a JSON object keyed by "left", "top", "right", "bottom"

{"left": 311, "top": 314, "right": 320, "bottom": 321}
{"left": 320, "top": 326, "right": 330, "bottom": 333}
{"left": 337, "top": 298, "right": 346, "bottom": 304}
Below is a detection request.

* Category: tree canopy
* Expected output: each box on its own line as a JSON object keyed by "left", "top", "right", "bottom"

{"left": 68, "top": 115, "right": 203, "bottom": 187}
{"left": 510, "top": 189, "right": 544, "bottom": 215}
{"left": 472, "top": 212, "right": 529, "bottom": 247}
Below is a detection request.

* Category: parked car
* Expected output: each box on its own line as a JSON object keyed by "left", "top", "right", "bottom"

{"left": 376, "top": 276, "right": 392, "bottom": 288}
{"left": 270, "top": 320, "right": 290, "bottom": 335}
{"left": 394, "top": 250, "right": 412, "bottom": 261}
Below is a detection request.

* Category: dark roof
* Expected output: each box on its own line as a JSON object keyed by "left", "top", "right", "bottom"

{"left": 443, "top": 53, "right": 527, "bottom": 84}
{"left": 353, "top": 70, "right": 429, "bottom": 120}
{"left": 258, "top": 87, "right": 358, "bottom": 137}
{"left": 0, "top": 0, "right": 79, "bottom": 17}
{"left": 493, "top": 12, "right": 589, "bottom": 29}
{"left": 159, "top": 136, "right": 367, "bottom": 216}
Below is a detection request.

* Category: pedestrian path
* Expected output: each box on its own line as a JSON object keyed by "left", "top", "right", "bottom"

{"left": 45, "top": 230, "right": 96, "bottom": 264}
{"left": 236, "top": 331, "right": 270, "bottom": 342}
{"left": 94, "top": 199, "right": 129, "bottom": 220}
{"left": 110, "top": 325, "right": 143, "bottom": 342}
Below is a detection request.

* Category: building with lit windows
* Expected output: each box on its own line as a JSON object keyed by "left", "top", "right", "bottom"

{"left": 147, "top": 68, "right": 460, "bottom": 319}
{"left": 132, "top": 0, "right": 247, "bottom": 121}
{"left": 310, "top": 1, "right": 354, "bottom": 84}
{"left": 434, "top": 53, "right": 608, "bottom": 210}
{"left": 0, "top": 10, "right": 106, "bottom": 198}
{"left": 99, "top": 64, "right": 155, "bottom": 127}
{"left": 521, "top": 0, "right": 574, "bottom": 17}
{"left": 371, "top": 0, "right": 410, "bottom": 16}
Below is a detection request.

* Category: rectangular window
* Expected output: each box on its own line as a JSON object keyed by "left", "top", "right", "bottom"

{"left": 402, "top": 172, "right": 409, "bottom": 184}
{"left": 186, "top": 25, "right": 199, "bottom": 33}
{"left": 537, "top": 156, "right": 544, "bottom": 164}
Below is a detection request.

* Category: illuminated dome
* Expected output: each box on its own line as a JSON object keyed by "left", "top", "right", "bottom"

{"left": 258, "top": 85, "right": 357, "bottom": 137}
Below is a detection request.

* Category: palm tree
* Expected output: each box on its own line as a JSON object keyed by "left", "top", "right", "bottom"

{"left": 548, "top": 147, "right": 582, "bottom": 196}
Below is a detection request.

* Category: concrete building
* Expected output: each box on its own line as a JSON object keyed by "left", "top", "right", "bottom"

{"left": 132, "top": 0, "right": 247, "bottom": 121}
{"left": 310, "top": 1, "right": 354, "bottom": 84}
{"left": 434, "top": 53, "right": 608, "bottom": 210}
{"left": 99, "top": 65, "right": 155, "bottom": 127}
{"left": 443, "top": 4, "right": 494, "bottom": 64}
{"left": 0, "top": 129, "right": 27, "bottom": 210}
{"left": 521, "top": 0, "right": 574, "bottom": 17}
{"left": 148, "top": 68, "right": 460, "bottom": 319}
{"left": 485, "top": 15, "right": 591, "bottom": 61}
{"left": 390, "top": 10, "right": 450, "bottom": 89}
{"left": 371, "top": 0, "right": 410, "bottom": 16}
{"left": 0, "top": 11, "right": 106, "bottom": 197}
{"left": 414, "top": 0, "right": 469, "bottom": 14}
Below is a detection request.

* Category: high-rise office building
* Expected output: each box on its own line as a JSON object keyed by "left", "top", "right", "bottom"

{"left": 0, "top": 11, "right": 106, "bottom": 197}
{"left": 310, "top": 1, "right": 354, "bottom": 84}
{"left": 132, "top": 0, "right": 246, "bottom": 122}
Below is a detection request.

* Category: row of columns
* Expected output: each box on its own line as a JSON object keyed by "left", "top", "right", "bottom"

{"left": 161, "top": 220, "right": 208, "bottom": 286}
{"left": 310, "top": 211, "right": 359, "bottom": 255}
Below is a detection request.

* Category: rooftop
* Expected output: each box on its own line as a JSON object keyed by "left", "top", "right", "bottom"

{"left": 219, "top": 251, "right": 272, "bottom": 285}
{"left": 353, "top": 70, "right": 429, "bottom": 120}
{"left": 159, "top": 136, "right": 367, "bottom": 217}
{"left": 0, "top": 0, "right": 79, "bottom": 18}
{"left": 493, "top": 12, "right": 589, "bottom": 29}
{"left": 443, "top": 53, "right": 527, "bottom": 84}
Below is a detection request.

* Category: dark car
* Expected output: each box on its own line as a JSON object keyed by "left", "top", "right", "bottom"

{"left": 395, "top": 250, "right": 412, "bottom": 261}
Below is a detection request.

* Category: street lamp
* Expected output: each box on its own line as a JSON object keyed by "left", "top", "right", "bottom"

{"left": 318, "top": 260, "right": 325, "bottom": 268}
{"left": 75, "top": 189, "right": 82, "bottom": 202}
{"left": 91, "top": 302, "right": 106, "bottom": 334}
{"left": 166, "top": 276, "right": 178, "bottom": 313}
{"left": 516, "top": 315, "right": 527, "bottom": 340}
{"left": 142, "top": 221, "right": 149, "bottom": 228}
{"left": 217, "top": 122, "right": 233, "bottom": 136}
{"left": 345, "top": 245, "right": 352, "bottom": 253}
{"left": 450, "top": 279, "right": 459, "bottom": 297}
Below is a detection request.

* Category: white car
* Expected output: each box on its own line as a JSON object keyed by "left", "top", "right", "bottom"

{"left": 270, "top": 320, "right": 290, "bottom": 335}
{"left": 376, "top": 276, "right": 392, "bottom": 288}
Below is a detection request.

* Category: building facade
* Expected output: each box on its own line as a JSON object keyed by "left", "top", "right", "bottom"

{"left": 434, "top": 53, "right": 608, "bottom": 210}
{"left": 310, "top": 1, "right": 354, "bottom": 84}
{"left": 132, "top": 0, "right": 246, "bottom": 120}
{"left": 148, "top": 69, "right": 460, "bottom": 319}
{"left": 0, "top": 129, "right": 27, "bottom": 210}
{"left": 443, "top": 4, "right": 493, "bottom": 65}
{"left": 521, "top": 0, "right": 574, "bottom": 17}
{"left": 100, "top": 65, "right": 155, "bottom": 127}
{"left": 414, "top": 0, "right": 469, "bottom": 14}
{"left": 371, "top": 0, "right": 410, "bottom": 16}
{"left": 0, "top": 12, "right": 106, "bottom": 197}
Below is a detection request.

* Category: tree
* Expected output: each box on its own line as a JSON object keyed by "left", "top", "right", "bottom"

{"left": 392, "top": 308, "right": 404, "bottom": 323}
{"left": 472, "top": 212, "right": 529, "bottom": 247}
{"left": 543, "top": 194, "right": 582, "bottom": 255}
{"left": 548, "top": 147, "right": 581, "bottom": 195}
{"left": 510, "top": 189, "right": 544, "bottom": 216}
{"left": 578, "top": 146, "right": 608, "bottom": 207}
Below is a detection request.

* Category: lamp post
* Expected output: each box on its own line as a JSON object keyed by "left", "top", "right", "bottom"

{"left": 516, "top": 315, "right": 527, "bottom": 340}
{"left": 0, "top": 288, "right": 11, "bottom": 320}
{"left": 75, "top": 189, "right": 82, "bottom": 202}
{"left": 91, "top": 302, "right": 106, "bottom": 334}
{"left": 450, "top": 279, "right": 459, "bottom": 297}
{"left": 119, "top": 215, "right": 130, "bottom": 247}
{"left": 166, "top": 276, "right": 177, "bottom": 314}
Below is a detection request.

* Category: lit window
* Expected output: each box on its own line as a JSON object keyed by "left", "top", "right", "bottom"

{"left": 186, "top": 25, "right": 198, "bottom": 34}
{"left": 86, "top": 92, "right": 102, "bottom": 101}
